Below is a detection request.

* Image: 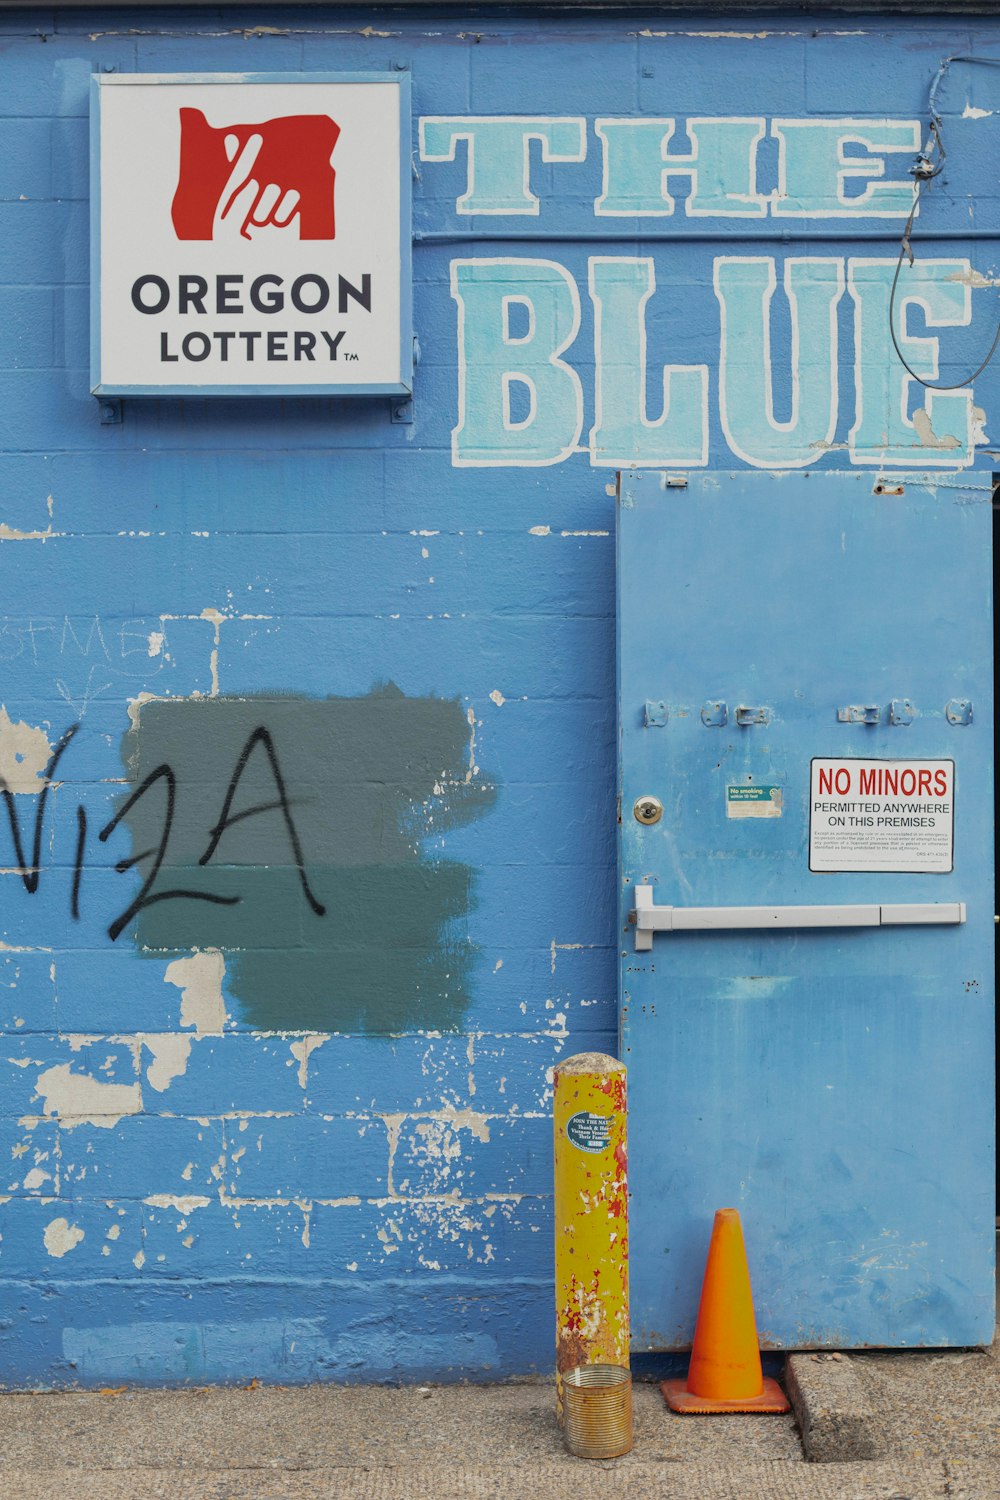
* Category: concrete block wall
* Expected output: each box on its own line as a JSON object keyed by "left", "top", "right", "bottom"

{"left": 0, "top": 6, "right": 997, "bottom": 1385}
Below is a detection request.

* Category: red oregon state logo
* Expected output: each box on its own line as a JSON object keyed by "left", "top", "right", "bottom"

{"left": 171, "top": 108, "right": 340, "bottom": 241}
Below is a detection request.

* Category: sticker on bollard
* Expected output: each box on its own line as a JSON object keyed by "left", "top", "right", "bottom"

{"left": 566, "top": 1111, "right": 614, "bottom": 1153}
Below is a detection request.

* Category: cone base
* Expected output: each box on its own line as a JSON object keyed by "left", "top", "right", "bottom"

{"left": 660, "top": 1377, "right": 790, "bottom": 1415}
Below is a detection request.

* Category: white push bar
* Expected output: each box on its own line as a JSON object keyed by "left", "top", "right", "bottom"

{"left": 632, "top": 884, "right": 966, "bottom": 950}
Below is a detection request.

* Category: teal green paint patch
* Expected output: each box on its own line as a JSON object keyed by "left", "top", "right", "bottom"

{"left": 114, "top": 688, "right": 496, "bottom": 1032}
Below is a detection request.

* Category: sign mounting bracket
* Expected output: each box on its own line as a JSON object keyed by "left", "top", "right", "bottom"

{"left": 97, "top": 397, "right": 123, "bottom": 425}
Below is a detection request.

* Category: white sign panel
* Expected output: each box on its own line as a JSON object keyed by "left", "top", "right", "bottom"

{"left": 92, "top": 74, "right": 411, "bottom": 395}
{"left": 810, "top": 758, "right": 954, "bottom": 873}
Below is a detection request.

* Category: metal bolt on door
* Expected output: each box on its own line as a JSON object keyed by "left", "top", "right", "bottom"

{"left": 617, "top": 470, "right": 995, "bottom": 1350}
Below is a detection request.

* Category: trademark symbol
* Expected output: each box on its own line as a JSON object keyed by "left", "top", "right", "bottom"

{"left": 345, "top": 351, "right": 359, "bottom": 361}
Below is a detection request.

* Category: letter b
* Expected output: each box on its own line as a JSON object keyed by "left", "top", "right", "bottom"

{"left": 451, "top": 259, "right": 583, "bottom": 466}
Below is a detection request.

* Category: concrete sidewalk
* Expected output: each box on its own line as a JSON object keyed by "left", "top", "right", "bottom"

{"left": 1, "top": 1252, "right": 997, "bottom": 1500}
{"left": 0, "top": 1336, "right": 997, "bottom": 1500}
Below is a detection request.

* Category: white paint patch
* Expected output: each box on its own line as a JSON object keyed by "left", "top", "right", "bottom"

{"left": 141, "top": 1034, "right": 192, "bottom": 1093}
{"left": 381, "top": 1113, "right": 406, "bottom": 1196}
{"left": 199, "top": 607, "right": 226, "bottom": 697}
{"left": 127, "top": 690, "right": 169, "bottom": 733}
{"left": 34, "top": 1064, "right": 142, "bottom": 1128}
{"left": 0, "top": 497, "right": 56, "bottom": 541}
{"left": 147, "top": 631, "right": 165, "bottom": 657}
{"left": 377, "top": 1220, "right": 402, "bottom": 1255}
{"left": 635, "top": 26, "right": 805, "bottom": 36}
{"left": 43, "top": 1217, "right": 84, "bottom": 1258}
{"left": 946, "top": 267, "right": 1000, "bottom": 288}
{"left": 549, "top": 939, "right": 595, "bottom": 974}
{"left": 22, "top": 1167, "right": 50, "bottom": 1190}
{"left": 489, "top": 689, "right": 505, "bottom": 706}
{"left": 413, "top": 1104, "right": 491, "bottom": 1168}
{"left": 164, "top": 949, "right": 228, "bottom": 1035}
{"left": 289, "top": 1036, "right": 326, "bottom": 1089}
{"left": 0, "top": 708, "right": 54, "bottom": 795}
{"left": 465, "top": 706, "right": 479, "bottom": 782}
{"left": 913, "top": 409, "right": 961, "bottom": 451}
{"left": 963, "top": 103, "right": 993, "bottom": 119}
{"left": 973, "top": 405, "right": 990, "bottom": 448}
{"left": 528, "top": 525, "right": 551, "bottom": 536}
{"left": 144, "top": 1194, "right": 211, "bottom": 1213}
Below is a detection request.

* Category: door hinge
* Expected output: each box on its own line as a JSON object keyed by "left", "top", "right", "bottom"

{"left": 735, "top": 704, "right": 769, "bottom": 727}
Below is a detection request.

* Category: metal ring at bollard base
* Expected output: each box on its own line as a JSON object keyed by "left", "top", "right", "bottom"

{"left": 562, "top": 1364, "right": 633, "bottom": 1459}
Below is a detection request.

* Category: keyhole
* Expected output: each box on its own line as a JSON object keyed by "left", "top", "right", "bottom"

{"left": 633, "top": 796, "right": 663, "bottom": 825}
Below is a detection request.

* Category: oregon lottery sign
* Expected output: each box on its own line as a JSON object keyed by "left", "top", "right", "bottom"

{"left": 91, "top": 74, "right": 411, "bottom": 395}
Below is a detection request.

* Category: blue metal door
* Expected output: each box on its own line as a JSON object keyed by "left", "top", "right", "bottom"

{"left": 618, "top": 470, "right": 995, "bottom": 1350}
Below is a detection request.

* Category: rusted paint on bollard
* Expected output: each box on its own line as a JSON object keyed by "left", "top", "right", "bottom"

{"left": 553, "top": 1051, "right": 629, "bottom": 1420}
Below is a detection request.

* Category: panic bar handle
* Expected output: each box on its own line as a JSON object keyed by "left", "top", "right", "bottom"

{"left": 631, "top": 885, "right": 966, "bottom": 951}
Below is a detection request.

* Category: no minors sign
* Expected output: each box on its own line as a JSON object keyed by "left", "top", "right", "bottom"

{"left": 809, "top": 758, "right": 954, "bottom": 874}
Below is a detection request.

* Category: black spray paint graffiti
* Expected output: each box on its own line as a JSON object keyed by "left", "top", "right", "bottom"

{"left": 0, "top": 690, "right": 496, "bottom": 1031}
{"left": 1, "top": 721, "right": 326, "bottom": 941}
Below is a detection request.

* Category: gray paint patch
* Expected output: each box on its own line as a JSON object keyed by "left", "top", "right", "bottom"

{"left": 116, "top": 688, "right": 495, "bottom": 1032}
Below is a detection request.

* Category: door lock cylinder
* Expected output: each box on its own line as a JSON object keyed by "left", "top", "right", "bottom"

{"left": 633, "top": 796, "right": 663, "bottom": 826}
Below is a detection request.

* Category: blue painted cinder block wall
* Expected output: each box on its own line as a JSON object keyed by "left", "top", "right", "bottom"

{"left": 1, "top": 5, "right": 999, "bottom": 1385}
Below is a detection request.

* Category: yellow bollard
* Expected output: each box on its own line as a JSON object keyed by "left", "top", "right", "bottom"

{"left": 553, "top": 1051, "right": 629, "bottom": 1423}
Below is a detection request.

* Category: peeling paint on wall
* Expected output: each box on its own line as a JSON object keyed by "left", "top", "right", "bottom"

{"left": 33, "top": 1064, "right": 143, "bottom": 1128}
{"left": 164, "top": 950, "right": 228, "bottom": 1035}
{"left": 43, "top": 1218, "right": 85, "bottom": 1258}
{"left": 289, "top": 1035, "right": 326, "bottom": 1088}
{"left": 0, "top": 708, "right": 54, "bottom": 796}
{"left": 141, "top": 1034, "right": 192, "bottom": 1092}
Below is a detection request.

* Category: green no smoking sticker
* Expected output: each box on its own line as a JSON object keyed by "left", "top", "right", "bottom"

{"left": 727, "top": 784, "right": 783, "bottom": 819}
{"left": 566, "top": 1111, "right": 614, "bottom": 1153}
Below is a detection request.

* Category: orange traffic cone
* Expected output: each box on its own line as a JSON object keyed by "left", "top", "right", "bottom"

{"left": 661, "top": 1207, "right": 789, "bottom": 1414}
